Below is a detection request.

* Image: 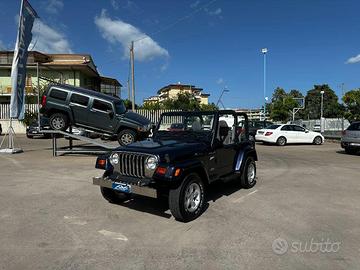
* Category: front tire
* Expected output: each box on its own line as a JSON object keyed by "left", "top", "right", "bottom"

{"left": 345, "top": 147, "right": 357, "bottom": 155}
{"left": 169, "top": 173, "right": 205, "bottom": 222}
{"left": 240, "top": 157, "right": 257, "bottom": 189}
{"left": 276, "top": 136, "right": 287, "bottom": 146}
{"left": 117, "top": 129, "right": 137, "bottom": 146}
{"left": 100, "top": 187, "right": 131, "bottom": 204}
{"left": 49, "top": 113, "right": 69, "bottom": 131}
{"left": 313, "top": 136, "right": 323, "bottom": 145}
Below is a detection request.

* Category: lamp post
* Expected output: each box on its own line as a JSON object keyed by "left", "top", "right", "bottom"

{"left": 261, "top": 48, "right": 268, "bottom": 120}
{"left": 216, "top": 88, "right": 229, "bottom": 109}
{"left": 320, "top": 90, "right": 325, "bottom": 133}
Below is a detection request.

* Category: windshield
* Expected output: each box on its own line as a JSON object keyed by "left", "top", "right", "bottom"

{"left": 154, "top": 112, "right": 216, "bottom": 142}
{"left": 114, "top": 101, "right": 126, "bottom": 114}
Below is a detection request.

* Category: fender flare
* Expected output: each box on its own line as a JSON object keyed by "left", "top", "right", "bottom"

{"left": 234, "top": 147, "right": 258, "bottom": 173}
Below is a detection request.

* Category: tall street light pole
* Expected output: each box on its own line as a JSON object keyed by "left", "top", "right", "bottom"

{"left": 320, "top": 90, "right": 325, "bottom": 133}
{"left": 216, "top": 88, "right": 229, "bottom": 109}
{"left": 130, "top": 41, "right": 135, "bottom": 111}
{"left": 262, "top": 48, "right": 268, "bottom": 120}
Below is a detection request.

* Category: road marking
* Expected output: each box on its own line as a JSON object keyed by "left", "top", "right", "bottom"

{"left": 64, "top": 216, "right": 87, "bottom": 225}
{"left": 98, "top": 230, "right": 128, "bottom": 241}
{"left": 232, "top": 189, "right": 258, "bottom": 203}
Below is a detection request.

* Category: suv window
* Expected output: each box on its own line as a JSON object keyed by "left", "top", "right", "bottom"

{"left": 92, "top": 99, "right": 112, "bottom": 112}
{"left": 293, "top": 125, "right": 305, "bottom": 132}
{"left": 348, "top": 123, "right": 360, "bottom": 131}
{"left": 49, "top": 89, "right": 68, "bottom": 101}
{"left": 70, "top": 94, "right": 89, "bottom": 106}
{"left": 281, "top": 125, "right": 293, "bottom": 131}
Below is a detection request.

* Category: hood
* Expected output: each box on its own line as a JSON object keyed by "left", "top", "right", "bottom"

{"left": 123, "top": 111, "right": 151, "bottom": 126}
{"left": 115, "top": 138, "right": 209, "bottom": 162}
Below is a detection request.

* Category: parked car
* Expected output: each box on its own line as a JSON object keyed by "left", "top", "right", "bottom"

{"left": 26, "top": 118, "right": 51, "bottom": 138}
{"left": 248, "top": 120, "right": 273, "bottom": 141}
{"left": 341, "top": 121, "right": 360, "bottom": 154}
{"left": 255, "top": 124, "right": 324, "bottom": 146}
{"left": 40, "top": 84, "right": 151, "bottom": 146}
{"left": 93, "top": 110, "right": 258, "bottom": 222}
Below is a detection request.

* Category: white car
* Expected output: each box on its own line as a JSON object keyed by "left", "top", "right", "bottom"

{"left": 255, "top": 124, "right": 324, "bottom": 146}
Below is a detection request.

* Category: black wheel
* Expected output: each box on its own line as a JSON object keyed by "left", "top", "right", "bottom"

{"left": 117, "top": 129, "right": 137, "bottom": 146}
{"left": 240, "top": 157, "right": 257, "bottom": 189}
{"left": 276, "top": 136, "right": 287, "bottom": 146}
{"left": 49, "top": 113, "right": 69, "bottom": 131}
{"left": 100, "top": 187, "right": 131, "bottom": 204}
{"left": 26, "top": 134, "right": 34, "bottom": 139}
{"left": 169, "top": 173, "right": 205, "bottom": 222}
{"left": 313, "top": 136, "right": 323, "bottom": 145}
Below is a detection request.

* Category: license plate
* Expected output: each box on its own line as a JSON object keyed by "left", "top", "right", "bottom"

{"left": 112, "top": 182, "right": 131, "bottom": 193}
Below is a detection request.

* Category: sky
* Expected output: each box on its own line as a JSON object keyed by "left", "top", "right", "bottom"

{"left": 0, "top": 0, "right": 360, "bottom": 109}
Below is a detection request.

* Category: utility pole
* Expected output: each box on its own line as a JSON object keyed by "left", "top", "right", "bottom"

{"left": 262, "top": 48, "right": 268, "bottom": 121}
{"left": 340, "top": 83, "right": 345, "bottom": 131}
{"left": 130, "top": 41, "right": 135, "bottom": 111}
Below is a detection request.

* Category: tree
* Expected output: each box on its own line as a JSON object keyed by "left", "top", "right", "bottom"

{"left": 123, "top": 99, "right": 139, "bottom": 110}
{"left": 343, "top": 89, "right": 360, "bottom": 122}
{"left": 303, "top": 84, "right": 343, "bottom": 119}
{"left": 269, "top": 87, "right": 299, "bottom": 121}
{"left": 200, "top": 102, "right": 218, "bottom": 111}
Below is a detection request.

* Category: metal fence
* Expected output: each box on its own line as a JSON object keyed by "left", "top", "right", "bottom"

{"left": 0, "top": 104, "right": 180, "bottom": 124}
{"left": 0, "top": 103, "right": 38, "bottom": 119}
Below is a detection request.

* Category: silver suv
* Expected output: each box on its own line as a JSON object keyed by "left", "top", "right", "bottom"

{"left": 341, "top": 122, "right": 360, "bottom": 154}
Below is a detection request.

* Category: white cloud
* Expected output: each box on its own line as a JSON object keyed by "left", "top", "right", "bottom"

{"left": 346, "top": 54, "right": 360, "bottom": 64}
{"left": 94, "top": 9, "right": 169, "bottom": 61}
{"left": 190, "top": 0, "right": 200, "bottom": 9}
{"left": 216, "top": 78, "right": 224, "bottom": 84}
{"left": 30, "top": 19, "right": 72, "bottom": 53}
{"left": 44, "top": 0, "right": 64, "bottom": 14}
{"left": 206, "top": 7, "right": 222, "bottom": 16}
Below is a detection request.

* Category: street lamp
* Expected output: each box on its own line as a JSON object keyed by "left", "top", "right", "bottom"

{"left": 262, "top": 48, "right": 268, "bottom": 120}
{"left": 216, "top": 88, "right": 229, "bottom": 109}
{"left": 320, "top": 90, "right": 325, "bottom": 133}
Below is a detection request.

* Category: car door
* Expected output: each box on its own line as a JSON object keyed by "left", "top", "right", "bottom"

{"left": 69, "top": 93, "right": 90, "bottom": 126}
{"left": 280, "top": 125, "right": 296, "bottom": 143}
{"left": 89, "top": 99, "right": 116, "bottom": 132}
{"left": 292, "top": 125, "right": 310, "bottom": 143}
{"left": 213, "top": 113, "right": 238, "bottom": 178}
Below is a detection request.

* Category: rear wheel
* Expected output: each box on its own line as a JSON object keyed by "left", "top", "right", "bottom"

{"left": 345, "top": 147, "right": 357, "bottom": 155}
{"left": 169, "top": 173, "right": 205, "bottom": 222}
{"left": 100, "top": 187, "right": 131, "bottom": 204}
{"left": 49, "top": 113, "right": 69, "bottom": 131}
{"left": 276, "top": 136, "right": 287, "bottom": 146}
{"left": 117, "top": 129, "right": 137, "bottom": 146}
{"left": 240, "top": 157, "right": 257, "bottom": 189}
{"left": 313, "top": 136, "right": 323, "bottom": 145}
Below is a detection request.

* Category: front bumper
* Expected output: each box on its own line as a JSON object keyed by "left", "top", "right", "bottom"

{"left": 341, "top": 141, "right": 360, "bottom": 149}
{"left": 93, "top": 176, "right": 157, "bottom": 198}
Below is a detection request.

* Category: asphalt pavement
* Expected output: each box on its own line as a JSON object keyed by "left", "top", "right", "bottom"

{"left": 0, "top": 136, "right": 359, "bottom": 270}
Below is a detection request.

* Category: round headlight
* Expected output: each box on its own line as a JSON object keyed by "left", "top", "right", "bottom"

{"left": 145, "top": 156, "right": 158, "bottom": 170}
{"left": 110, "top": 153, "right": 119, "bottom": 165}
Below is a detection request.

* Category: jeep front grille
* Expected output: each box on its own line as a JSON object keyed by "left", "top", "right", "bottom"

{"left": 117, "top": 152, "right": 150, "bottom": 178}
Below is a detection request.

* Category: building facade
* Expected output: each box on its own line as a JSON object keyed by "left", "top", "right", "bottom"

{"left": 144, "top": 83, "right": 210, "bottom": 105}
{"left": 0, "top": 51, "right": 121, "bottom": 103}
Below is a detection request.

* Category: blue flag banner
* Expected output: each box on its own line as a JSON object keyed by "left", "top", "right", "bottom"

{"left": 10, "top": 0, "right": 38, "bottom": 120}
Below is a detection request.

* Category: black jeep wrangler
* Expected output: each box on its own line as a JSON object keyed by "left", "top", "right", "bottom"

{"left": 93, "top": 110, "right": 258, "bottom": 222}
{"left": 40, "top": 84, "right": 151, "bottom": 145}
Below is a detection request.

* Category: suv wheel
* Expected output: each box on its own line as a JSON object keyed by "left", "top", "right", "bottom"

{"left": 313, "top": 136, "right": 323, "bottom": 145}
{"left": 169, "top": 173, "right": 205, "bottom": 222}
{"left": 240, "top": 157, "right": 257, "bottom": 189}
{"left": 118, "top": 129, "right": 136, "bottom": 146}
{"left": 49, "top": 113, "right": 69, "bottom": 131}
{"left": 100, "top": 187, "right": 131, "bottom": 204}
{"left": 276, "top": 136, "right": 287, "bottom": 146}
{"left": 345, "top": 147, "right": 357, "bottom": 155}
